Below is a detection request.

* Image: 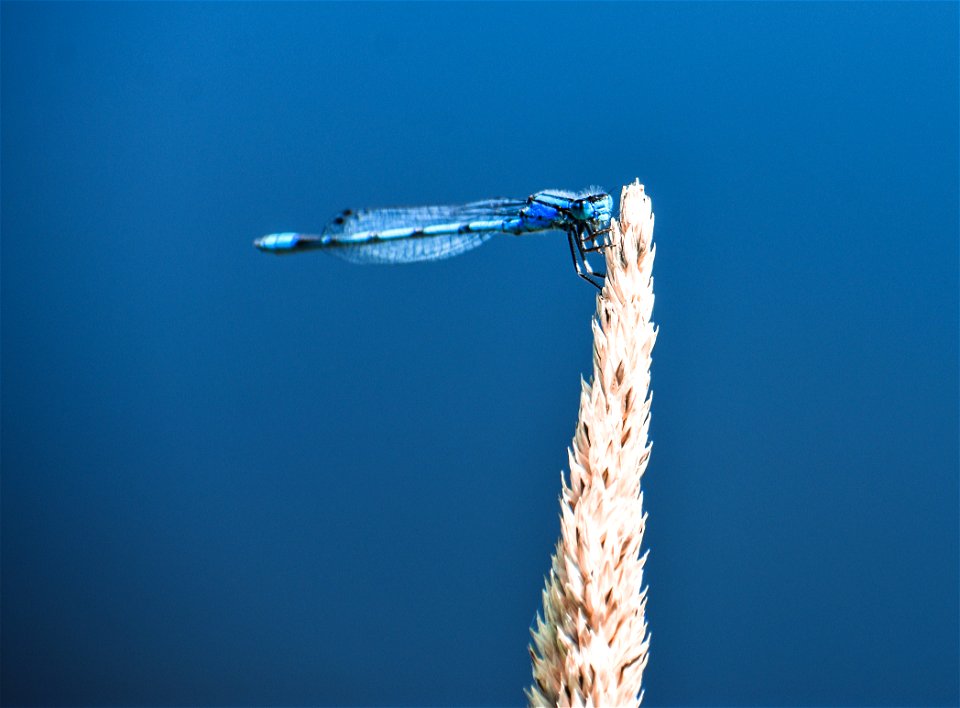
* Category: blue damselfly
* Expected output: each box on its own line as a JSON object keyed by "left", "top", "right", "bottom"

{"left": 255, "top": 188, "right": 614, "bottom": 287}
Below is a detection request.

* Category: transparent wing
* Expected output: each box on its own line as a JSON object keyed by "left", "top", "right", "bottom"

{"left": 327, "top": 232, "right": 495, "bottom": 264}
{"left": 319, "top": 198, "right": 523, "bottom": 264}
{"left": 324, "top": 198, "right": 525, "bottom": 237}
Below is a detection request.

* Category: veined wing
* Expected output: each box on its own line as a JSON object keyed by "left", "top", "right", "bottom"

{"left": 324, "top": 198, "right": 526, "bottom": 237}
{"left": 321, "top": 198, "right": 525, "bottom": 264}
{"left": 325, "top": 231, "right": 494, "bottom": 264}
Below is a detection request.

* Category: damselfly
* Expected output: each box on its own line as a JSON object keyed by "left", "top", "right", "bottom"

{"left": 255, "top": 188, "right": 614, "bottom": 287}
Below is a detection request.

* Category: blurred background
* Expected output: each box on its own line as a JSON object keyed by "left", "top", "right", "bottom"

{"left": 2, "top": 3, "right": 957, "bottom": 706}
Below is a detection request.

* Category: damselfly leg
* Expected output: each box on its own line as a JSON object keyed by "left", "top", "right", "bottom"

{"left": 567, "top": 226, "right": 606, "bottom": 289}
{"left": 581, "top": 226, "right": 612, "bottom": 253}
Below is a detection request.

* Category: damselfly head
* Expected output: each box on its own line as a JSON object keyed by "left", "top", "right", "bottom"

{"left": 572, "top": 192, "right": 614, "bottom": 224}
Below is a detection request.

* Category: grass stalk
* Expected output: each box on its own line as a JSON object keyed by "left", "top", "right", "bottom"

{"left": 528, "top": 181, "right": 657, "bottom": 707}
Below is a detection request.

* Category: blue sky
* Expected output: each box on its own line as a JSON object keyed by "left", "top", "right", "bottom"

{"left": 2, "top": 3, "right": 957, "bottom": 706}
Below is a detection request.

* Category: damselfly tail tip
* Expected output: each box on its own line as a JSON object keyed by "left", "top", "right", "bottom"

{"left": 254, "top": 232, "right": 304, "bottom": 253}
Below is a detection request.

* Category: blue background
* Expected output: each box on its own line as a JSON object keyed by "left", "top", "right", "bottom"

{"left": 2, "top": 3, "right": 957, "bottom": 706}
